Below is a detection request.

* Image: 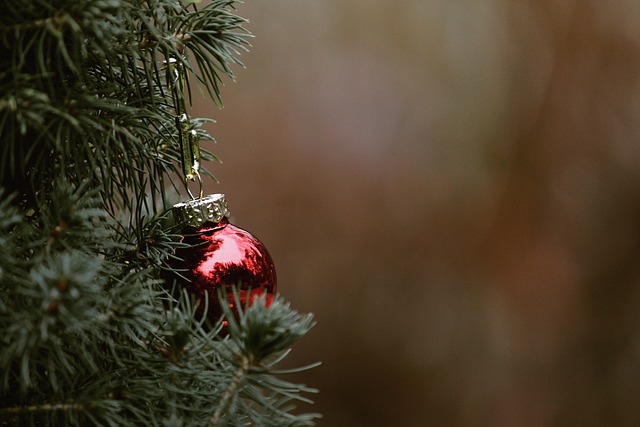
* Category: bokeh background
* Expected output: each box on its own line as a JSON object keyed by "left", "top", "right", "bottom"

{"left": 194, "top": 1, "right": 640, "bottom": 426}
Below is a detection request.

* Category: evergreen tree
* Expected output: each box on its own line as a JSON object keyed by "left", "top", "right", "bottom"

{"left": 0, "top": 1, "right": 319, "bottom": 425}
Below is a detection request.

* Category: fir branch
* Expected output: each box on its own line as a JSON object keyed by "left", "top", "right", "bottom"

{"left": 1, "top": 0, "right": 243, "bottom": 213}
{"left": 210, "top": 293, "right": 320, "bottom": 425}
{"left": 0, "top": 401, "right": 87, "bottom": 416}
{"left": 210, "top": 354, "right": 250, "bottom": 426}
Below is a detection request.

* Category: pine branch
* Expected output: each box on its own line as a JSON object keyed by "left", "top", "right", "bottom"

{"left": 0, "top": 0, "right": 244, "bottom": 213}
{"left": 210, "top": 354, "right": 250, "bottom": 426}
{"left": 0, "top": 402, "right": 87, "bottom": 416}
{"left": 209, "top": 294, "right": 320, "bottom": 426}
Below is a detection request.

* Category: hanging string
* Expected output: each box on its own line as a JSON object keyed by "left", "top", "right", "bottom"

{"left": 168, "top": 57, "right": 203, "bottom": 200}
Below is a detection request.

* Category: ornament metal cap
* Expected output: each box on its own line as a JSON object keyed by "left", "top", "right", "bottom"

{"left": 173, "top": 193, "right": 230, "bottom": 227}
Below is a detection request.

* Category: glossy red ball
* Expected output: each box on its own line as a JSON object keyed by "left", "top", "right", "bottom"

{"left": 168, "top": 217, "right": 276, "bottom": 326}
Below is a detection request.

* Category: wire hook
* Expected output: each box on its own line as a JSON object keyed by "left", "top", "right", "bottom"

{"left": 167, "top": 56, "right": 202, "bottom": 198}
{"left": 186, "top": 169, "right": 203, "bottom": 201}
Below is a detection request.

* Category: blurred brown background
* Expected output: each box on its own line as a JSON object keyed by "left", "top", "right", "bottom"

{"left": 194, "top": 1, "right": 640, "bottom": 426}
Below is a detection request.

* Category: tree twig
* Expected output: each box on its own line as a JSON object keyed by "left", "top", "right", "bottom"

{"left": 210, "top": 355, "right": 250, "bottom": 426}
{"left": 0, "top": 402, "right": 87, "bottom": 416}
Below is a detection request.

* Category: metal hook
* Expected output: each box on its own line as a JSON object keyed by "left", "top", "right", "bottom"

{"left": 167, "top": 56, "right": 202, "bottom": 198}
{"left": 186, "top": 170, "right": 203, "bottom": 201}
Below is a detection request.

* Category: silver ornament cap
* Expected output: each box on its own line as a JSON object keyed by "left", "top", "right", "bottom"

{"left": 172, "top": 193, "right": 230, "bottom": 228}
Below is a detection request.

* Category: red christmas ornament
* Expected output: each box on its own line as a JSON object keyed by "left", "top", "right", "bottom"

{"left": 166, "top": 194, "right": 276, "bottom": 326}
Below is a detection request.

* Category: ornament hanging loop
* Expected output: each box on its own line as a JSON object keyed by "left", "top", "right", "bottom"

{"left": 186, "top": 168, "right": 204, "bottom": 201}
{"left": 167, "top": 56, "right": 202, "bottom": 199}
